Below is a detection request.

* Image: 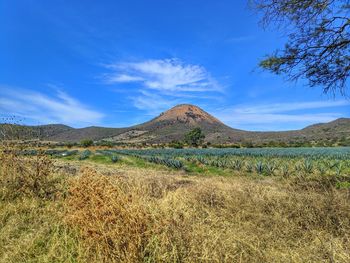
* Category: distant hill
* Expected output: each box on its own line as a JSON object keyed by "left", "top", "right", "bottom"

{"left": 1, "top": 104, "right": 349, "bottom": 145}
{"left": 44, "top": 126, "right": 128, "bottom": 142}
{"left": 0, "top": 124, "right": 73, "bottom": 140}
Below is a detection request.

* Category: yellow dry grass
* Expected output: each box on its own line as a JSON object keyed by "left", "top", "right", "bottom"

{"left": 1, "top": 149, "right": 350, "bottom": 262}
{"left": 66, "top": 166, "right": 350, "bottom": 262}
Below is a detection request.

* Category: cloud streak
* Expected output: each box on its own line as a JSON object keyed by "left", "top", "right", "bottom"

{"left": 105, "top": 58, "right": 222, "bottom": 93}
{"left": 0, "top": 87, "right": 104, "bottom": 127}
{"left": 233, "top": 101, "right": 350, "bottom": 114}
{"left": 103, "top": 58, "right": 223, "bottom": 114}
{"left": 214, "top": 100, "right": 350, "bottom": 131}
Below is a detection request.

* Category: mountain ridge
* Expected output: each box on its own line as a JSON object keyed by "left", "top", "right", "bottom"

{"left": 1, "top": 104, "right": 349, "bottom": 145}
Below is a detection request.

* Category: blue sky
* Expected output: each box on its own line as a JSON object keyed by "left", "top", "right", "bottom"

{"left": 1, "top": 0, "right": 349, "bottom": 131}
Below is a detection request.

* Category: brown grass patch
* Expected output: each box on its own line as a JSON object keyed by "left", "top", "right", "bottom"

{"left": 65, "top": 167, "right": 150, "bottom": 262}
{"left": 1, "top": 145, "right": 349, "bottom": 262}
{"left": 0, "top": 151, "right": 63, "bottom": 200}
{"left": 65, "top": 167, "right": 350, "bottom": 262}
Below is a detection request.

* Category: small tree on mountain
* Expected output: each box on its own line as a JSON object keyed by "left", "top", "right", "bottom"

{"left": 184, "top": 127, "right": 205, "bottom": 147}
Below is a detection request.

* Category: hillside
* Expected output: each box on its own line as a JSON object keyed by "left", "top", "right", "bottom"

{"left": 1, "top": 104, "right": 349, "bottom": 145}
{"left": 45, "top": 126, "right": 128, "bottom": 142}
{"left": 0, "top": 124, "right": 73, "bottom": 140}
{"left": 126, "top": 104, "right": 247, "bottom": 143}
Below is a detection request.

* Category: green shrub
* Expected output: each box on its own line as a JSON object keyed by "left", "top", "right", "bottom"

{"left": 80, "top": 139, "right": 93, "bottom": 148}
{"left": 184, "top": 128, "right": 205, "bottom": 147}
{"left": 168, "top": 140, "right": 184, "bottom": 149}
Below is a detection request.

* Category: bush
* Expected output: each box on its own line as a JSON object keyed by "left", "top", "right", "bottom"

{"left": 65, "top": 142, "right": 76, "bottom": 148}
{"left": 168, "top": 140, "right": 184, "bottom": 149}
{"left": 184, "top": 128, "right": 205, "bottom": 147}
{"left": 0, "top": 151, "right": 62, "bottom": 200}
{"left": 96, "top": 140, "right": 115, "bottom": 147}
{"left": 80, "top": 139, "right": 93, "bottom": 148}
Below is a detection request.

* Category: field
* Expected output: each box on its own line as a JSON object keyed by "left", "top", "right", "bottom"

{"left": 21, "top": 147, "right": 350, "bottom": 179}
{"left": 1, "top": 146, "right": 350, "bottom": 262}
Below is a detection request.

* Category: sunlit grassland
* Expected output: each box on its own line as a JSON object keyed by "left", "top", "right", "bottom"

{"left": 1, "top": 147, "right": 350, "bottom": 262}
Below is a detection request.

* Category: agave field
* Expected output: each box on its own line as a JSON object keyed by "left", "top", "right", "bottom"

{"left": 111, "top": 147, "right": 350, "bottom": 159}
{"left": 19, "top": 147, "right": 349, "bottom": 179}
{"left": 105, "top": 147, "right": 350, "bottom": 177}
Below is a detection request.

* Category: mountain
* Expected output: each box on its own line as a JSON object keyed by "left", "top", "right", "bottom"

{"left": 0, "top": 124, "right": 73, "bottom": 140}
{"left": 43, "top": 126, "right": 128, "bottom": 142}
{"left": 302, "top": 118, "right": 350, "bottom": 134}
{"left": 127, "top": 104, "right": 247, "bottom": 143}
{"left": 1, "top": 104, "right": 349, "bottom": 145}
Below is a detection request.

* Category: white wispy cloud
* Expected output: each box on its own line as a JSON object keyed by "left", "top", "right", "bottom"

{"left": 214, "top": 100, "right": 350, "bottom": 130}
{"left": 105, "top": 58, "right": 222, "bottom": 93}
{"left": 0, "top": 87, "right": 104, "bottom": 127}
{"left": 108, "top": 74, "right": 144, "bottom": 83}
{"left": 233, "top": 101, "right": 350, "bottom": 114}
{"left": 103, "top": 58, "right": 223, "bottom": 113}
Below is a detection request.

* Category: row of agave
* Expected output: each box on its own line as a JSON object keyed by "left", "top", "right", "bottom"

{"left": 184, "top": 155, "right": 348, "bottom": 176}
{"left": 79, "top": 150, "right": 91, "bottom": 160}
{"left": 96, "top": 150, "right": 120, "bottom": 163}
{"left": 137, "top": 155, "right": 184, "bottom": 169}
{"left": 99, "top": 149, "right": 349, "bottom": 175}
{"left": 110, "top": 150, "right": 184, "bottom": 169}
{"left": 14, "top": 148, "right": 349, "bottom": 175}
{"left": 113, "top": 147, "right": 350, "bottom": 160}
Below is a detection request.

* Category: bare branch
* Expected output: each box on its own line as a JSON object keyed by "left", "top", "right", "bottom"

{"left": 252, "top": 0, "right": 350, "bottom": 95}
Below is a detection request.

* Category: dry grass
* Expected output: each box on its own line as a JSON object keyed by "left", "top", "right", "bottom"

{"left": 0, "top": 148, "right": 82, "bottom": 263}
{"left": 1, "top": 147, "right": 350, "bottom": 262}
{"left": 65, "top": 167, "right": 150, "bottom": 262}
{"left": 0, "top": 151, "right": 63, "bottom": 200}
{"left": 66, "top": 167, "right": 350, "bottom": 262}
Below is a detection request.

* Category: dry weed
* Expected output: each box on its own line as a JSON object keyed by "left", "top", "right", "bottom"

{"left": 65, "top": 167, "right": 150, "bottom": 262}
{"left": 65, "top": 168, "right": 350, "bottom": 262}
{"left": 0, "top": 150, "right": 63, "bottom": 200}
{"left": 1, "top": 142, "right": 348, "bottom": 262}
